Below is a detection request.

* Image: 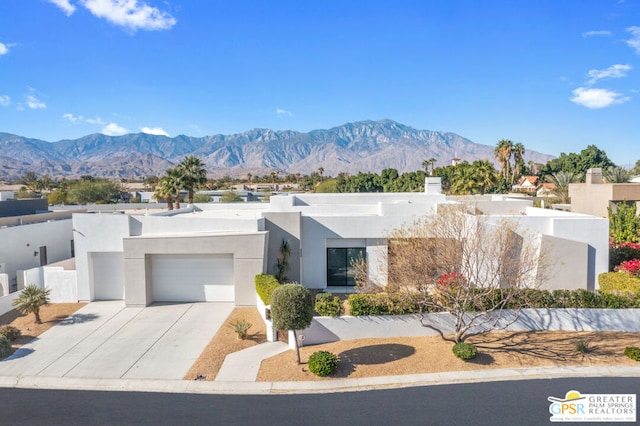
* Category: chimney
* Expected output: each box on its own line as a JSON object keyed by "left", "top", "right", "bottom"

{"left": 425, "top": 177, "right": 442, "bottom": 194}
{"left": 586, "top": 168, "right": 603, "bottom": 185}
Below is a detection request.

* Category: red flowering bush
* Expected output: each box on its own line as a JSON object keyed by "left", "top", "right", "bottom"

{"left": 615, "top": 258, "right": 640, "bottom": 277}
{"left": 438, "top": 271, "right": 465, "bottom": 288}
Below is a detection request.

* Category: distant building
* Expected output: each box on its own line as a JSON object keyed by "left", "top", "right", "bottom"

{"left": 569, "top": 168, "right": 640, "bottom": 217}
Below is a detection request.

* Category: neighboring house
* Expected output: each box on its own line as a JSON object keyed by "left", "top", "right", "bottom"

{"left": 536, "top": 182, "right": 556, "bottom": 198}
{"left": 511, "top": 176, "right": 539, "bottom": 194}
{"left": 72, "top": 178, "right": 609, "bottom": 308}
{"left": 0, "top": 202, "right": 82, "bottom": 295}
{"left": 569, "top": 168, "right": 640, "bottom": 218}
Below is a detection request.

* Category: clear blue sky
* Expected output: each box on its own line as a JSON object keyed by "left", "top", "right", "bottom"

{"left": 1, "top": 0, "right": 639, "bottom": 166}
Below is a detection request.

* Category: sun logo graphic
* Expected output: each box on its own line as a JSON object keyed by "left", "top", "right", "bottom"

{"left": 548, "top": 390, "right": 586, "bottom": 416}
{"left": 548, "top": 390, "right": 636, "bottom": 422}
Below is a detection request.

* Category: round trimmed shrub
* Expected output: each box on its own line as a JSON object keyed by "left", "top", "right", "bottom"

{"left": 624, "top": 346, "right": 640, "bottom": 361}
{"left": 0, "top": 335, "right": 11, "bottom": 359}
{"left": 308, "top": 351, "right": 338, "bottom": 377}
{"left": 452, "top": 342, "right": 478, "bottom": 360}
{"left": 0, "top": 325, "right": 21, "bottom": 341}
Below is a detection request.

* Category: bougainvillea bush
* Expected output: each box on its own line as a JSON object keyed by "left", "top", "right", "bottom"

{"left": 615, "top": 259, "right": 640, "bottom": 277}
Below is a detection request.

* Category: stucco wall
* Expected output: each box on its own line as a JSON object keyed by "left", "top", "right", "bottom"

{"left": 122, "top": 232, "right": 268, "bottom": 306}
{"left": 0, "top": 219, "right": 74, "bottom": 289}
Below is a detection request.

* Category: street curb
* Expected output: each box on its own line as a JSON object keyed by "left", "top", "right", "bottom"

{"left": 2, "top": 366, "right": 640, "bottom": 395}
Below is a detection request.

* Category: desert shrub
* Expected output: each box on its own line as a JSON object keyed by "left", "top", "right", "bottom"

{"left": 307, "top": 351, "right": 338, "bottom": 377}
{"left": 315, "top": 292, "right": 343, "bottom": 317}
{"left": 255, "top": 274, "right": 281, "bottom": 305}
{"left": 229, "top": 318, "right": 252, "bottom": 340}
{"left": 624, "top": 346, "right": 640, "bottom": 361}
{"left": 572, "top": 339, "right": 592, "bottom": 354}
{"left": 610, "top": 244, "right": 640, "bottom": 271}
{"left": 452, "top": 342, "right": 478, "bottom": 360}
{"left": 599, "top": 272, "right": 640, "bottom": 295}
{"left": 0, "top": 325, "right": 21, "bottom": 341}
{"left": 0, "top": 335, "right": 11, "bottom": 359}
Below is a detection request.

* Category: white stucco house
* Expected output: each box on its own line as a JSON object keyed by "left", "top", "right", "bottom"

{"left": 70, "top": 178, "right": 609, "bottom": 308}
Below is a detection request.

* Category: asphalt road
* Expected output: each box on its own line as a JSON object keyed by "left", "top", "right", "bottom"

{"left": 1, "top": 377, "right": 637, "bottom": 425}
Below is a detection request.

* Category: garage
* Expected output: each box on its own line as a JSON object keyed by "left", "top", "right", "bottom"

{"left": 92, "top": 252, "right": 125, "bottom": 300}
{"left": 150, "top": 254, "right": 234, "bottom": 302}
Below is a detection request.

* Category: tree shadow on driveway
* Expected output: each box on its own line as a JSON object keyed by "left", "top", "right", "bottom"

{"left": 55, "top": 313, "right": 99, "bottom": 325}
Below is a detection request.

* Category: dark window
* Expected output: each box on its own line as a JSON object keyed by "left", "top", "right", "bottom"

{"left": 327, "top": 248, "right": 365, "bottom": 286}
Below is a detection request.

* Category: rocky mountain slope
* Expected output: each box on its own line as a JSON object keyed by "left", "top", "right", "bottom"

{"left": 0, "top": 120, "right": 553, "bottom": 180}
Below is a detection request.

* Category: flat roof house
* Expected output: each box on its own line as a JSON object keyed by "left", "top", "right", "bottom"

{"left": 72, "top": 178, "right": 609, "bottom": 307}
{"left": 569, "top": 168, "right": 640, "bottom": 218}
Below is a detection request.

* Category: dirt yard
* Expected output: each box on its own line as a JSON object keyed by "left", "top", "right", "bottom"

{"left": 184, "top": 307, "right": 640, "bottom": 382}
{"left": 184, "top": 307, "right": 267, "bottom": 380}
{"left": 0, "top": 303, "right": 87, "bottom": 349}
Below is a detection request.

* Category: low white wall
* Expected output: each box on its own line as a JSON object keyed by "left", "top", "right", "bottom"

{"left": 256, "top": 294, "right": 277, "bottom": 342}
{"left": 0, "top": 273, "right": 8, "bottom": 296}
{"left": 44, "top": 267, "right": 78, "bottom": 302}
{"left": 18, "top": 268, "right": 42, "bottom": 289}
{"left": 0, "top": 292, "right": 21, "bottom": 316}
{"left": 294, "top": 309, "right": 640, "bottom": 347}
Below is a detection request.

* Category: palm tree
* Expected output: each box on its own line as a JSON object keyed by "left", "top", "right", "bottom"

{"left": 178, "top": 155, "right": 207, "bottom": 204}
{"left": 603, "top": 166, "right": 632, "bottom": 183}
{"left": 12, "top": 284, "right": 51, "bottom": 324}
{"left": 422, "top": 158, "right": 437, "bottom": 175}
{"left": 511, "top": 143, "right": 525, "bottom": 184}
{"left": 472, "top": 160, "right": 499, "bottom": 195}
{"left": 154, "top": 177, "right": 174, "bottom": 210}
{"left": 155, "top": 168, "right": 183, "bottom": 210}
{"left": 494, "top": 139, "right": 513, "bottom": 181}
{"left": 318, "top": 167, "right": 324, "bottom": 181}
{"left": 546, "top": 171, "right": 580, "bottom": 204}
{"left": 450, "top": 163, "right": 480, "bottom": 195}
{"left": 246, "top": 173, "right": 252, "bottom": 183}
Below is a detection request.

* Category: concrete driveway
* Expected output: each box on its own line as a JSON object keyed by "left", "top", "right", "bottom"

{"left": 0, "top": 301, "right": 234, "bottom": 380}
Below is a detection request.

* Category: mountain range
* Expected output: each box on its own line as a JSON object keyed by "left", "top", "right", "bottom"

{"left": 0, "top": 120, "right": 554, "bottom": 180}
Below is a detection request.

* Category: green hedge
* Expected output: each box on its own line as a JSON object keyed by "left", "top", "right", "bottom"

{"left": 347, "top": 288, "right": 640, "bottom": 316}
{"left": 255, "top": 274, "right": 281, "bottom": 305}
{"left": 348, "top": 293, "right": 422, "bottom": 316}
{"left": 599, "top": 272, "right": 640, "bottom": 295}
{"left": 315, "top": 292, "right": 343, "bottom": 317}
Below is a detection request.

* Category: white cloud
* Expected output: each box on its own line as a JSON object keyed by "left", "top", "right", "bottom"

{"left": 26, "top": 95, "right": 46, "bottom": 109}
{"left": 47, "top": 0, "right": 76, "bottom": 16}
{"left": 586, "top": 64, "right": 632, "bottom": 85}
{"left": 80, "top": 0, "right": 176, "bottom": 31}
{"left": 63, "top": 113, "right": 84, "bottom": 123}
{"left": 626, "top": 26, "right": 640, "bottom": 54}
{"left": 85, "top": 117, "right": 105, "bottom": 125}
{"left": 102, "top": 122, "right": 128, "bottom": 136}
{"left": 570, "top": 87, "right": 630, "bottom": 109}
{"left": 64, "top": 113, "right": 107, "bottom": 125}
{"left": 0, "top": 95, "right": 10, "bottom": 106}
{"left": 276, "top": 108, "right": 293, "bottom": 117}
{"left": 582, "top": 30, "right": 612, "bottom": 38}
{"left": 141, "top": 126, "right": 169, "bottom": 136}
{"left": 0, "top": 42, "right": 13, "bottom": 56}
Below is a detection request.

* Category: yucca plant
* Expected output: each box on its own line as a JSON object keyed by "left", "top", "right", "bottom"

{"left": 12, "top": 284, "right": 51, "bottom": 324}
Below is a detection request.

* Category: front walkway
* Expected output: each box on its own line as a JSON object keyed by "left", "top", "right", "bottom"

{"left": 0, "top": 301, "right": 234, "bottom": 380}
{"left": 215, "top": 342, "right": 289, "bottom": 382}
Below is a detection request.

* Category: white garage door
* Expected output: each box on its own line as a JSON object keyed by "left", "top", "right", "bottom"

{"left": 151, "top": 254, "right": 234, "bottom": 302}
{"left": 92, "top": 252, "right": 125, "bottom": 300}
